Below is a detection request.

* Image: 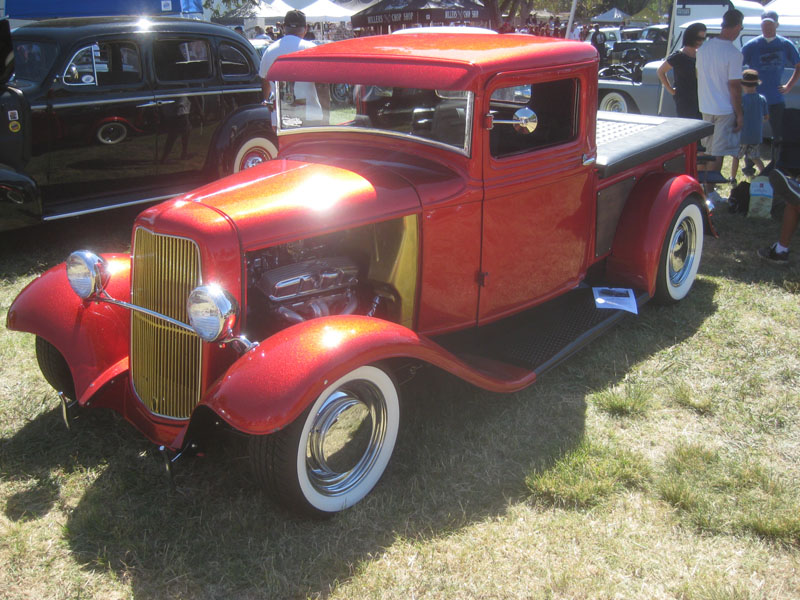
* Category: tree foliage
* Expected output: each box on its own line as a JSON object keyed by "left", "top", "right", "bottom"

{"left": 498, "top": 0, "right": 654, "bottom": 21}
{"left": 203, "top": 0, "right": 259, "bottom": 18}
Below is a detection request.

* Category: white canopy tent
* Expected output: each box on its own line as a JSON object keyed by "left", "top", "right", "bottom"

{"left": 766, "top": 0, "right": 800, "bottom": 17}
{"left": 251, "top": 0, "right": 355, "bottom": 22}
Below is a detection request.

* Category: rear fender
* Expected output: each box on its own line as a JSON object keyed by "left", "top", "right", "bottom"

{"left": 201, "top": 315, "right": 534, "bottom": 435}
{"left": 207, "top": 104, "right": 276, "bottom": 177}
{"left": 606, "top": 173, "right": 705, "bottom": 296}
{"left": 6, "top": 253, "right": 132, "bottom": 402}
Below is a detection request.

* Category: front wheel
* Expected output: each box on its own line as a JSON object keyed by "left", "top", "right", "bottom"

{"left": 599, "top": 91, "right": 637, "bottom": 113}
{"left": 35, "top": 337, "right": 75, "bottom": 400}
{"left": 654, "top": 197, "right": 704, "bottom": 304}
{"left": 231, "top": 136, "right": 278, "bottom": 173}
{"left": 249, "top": 365, "right": 400, "bottom": 517}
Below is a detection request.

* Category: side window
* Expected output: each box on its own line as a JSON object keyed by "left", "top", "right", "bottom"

{"left": 220, "top": 43, "right": 251, "bottom": 77}
{"left": 154, "top": 39, "right": 212, "bottom": 81}
{"left": 64, "top": 41, "right": 142, "bottom": 86}
{"left": 63, "top": 45, "right": 98, "bottom": 85}
{"left": 489, "top": 78, "right": 579, "bottom": 158}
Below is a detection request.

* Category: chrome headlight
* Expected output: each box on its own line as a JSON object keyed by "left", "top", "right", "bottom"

{"left": 187, "top": 284, "right": 238, "bottom": 342}
{"left": 66, "top": 251, "right": 109, "bottom": 299}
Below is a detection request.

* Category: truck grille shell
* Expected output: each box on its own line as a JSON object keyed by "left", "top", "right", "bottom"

{"left": 131, "top": 228, "right": 202, "bottom": 419}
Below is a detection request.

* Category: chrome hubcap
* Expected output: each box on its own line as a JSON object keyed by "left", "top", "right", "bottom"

{"left": 241, "top": 151, "right": 266, "bottom": 170}
{"left": 669, "top": 216, "right": 697, "bottom": 287}
{"left": 306, "top": 380, "right": 387, "bottom": 497}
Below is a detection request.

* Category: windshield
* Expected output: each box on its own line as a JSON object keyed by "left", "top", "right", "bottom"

{"left": 277, "top": 82, "right": 473, "bottom": 153}
{"left": 12, "top": 39, "right": 58, "bottom": 85}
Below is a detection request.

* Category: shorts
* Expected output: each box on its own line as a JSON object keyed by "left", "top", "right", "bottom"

{"left": 738, "top": 144, "right": 761, "bottom": 160}
{"left": 701, "top": 113, "right": 740, "bottom": 157}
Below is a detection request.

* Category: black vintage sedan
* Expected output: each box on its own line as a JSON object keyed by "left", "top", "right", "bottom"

{"left": 0, "top": 17, "right": 276, "bottom": 231}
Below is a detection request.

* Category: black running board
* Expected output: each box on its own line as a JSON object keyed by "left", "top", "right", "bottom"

{"left": 433, "top": 286, "right": 650, "bottom": 378}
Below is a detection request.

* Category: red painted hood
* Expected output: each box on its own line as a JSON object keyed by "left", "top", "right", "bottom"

{"left": 149, "top": 157, "right": 430, "bottom": 251}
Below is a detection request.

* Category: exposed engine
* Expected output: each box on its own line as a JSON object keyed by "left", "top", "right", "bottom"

{"left": 246, "top": 234, "right": 372, "bottom": 332}
{"left": 255, "top": 256, "right": 360, "bottom": 324}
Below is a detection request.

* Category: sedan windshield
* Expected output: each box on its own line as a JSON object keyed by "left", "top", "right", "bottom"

{"left": 277, "top": 83, "right": 472, "bottom": 153}
{"left": 12, "top": 39, "right": 58, "bottom": 85}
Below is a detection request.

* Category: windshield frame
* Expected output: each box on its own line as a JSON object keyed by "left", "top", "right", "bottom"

{"left": 275, "top": 82, "right": 475, "bottom": 157}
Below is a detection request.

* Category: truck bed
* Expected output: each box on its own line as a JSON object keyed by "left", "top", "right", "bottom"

{"left": 596, "top": 111, "right": 713, "bottom": 179}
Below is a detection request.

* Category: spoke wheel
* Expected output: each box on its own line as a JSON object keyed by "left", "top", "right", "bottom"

{"left": 250, "top": 365, "right": 399, "bottom": 517}
{"left": 655, "top": 197, "right": 704, "bottom": 304}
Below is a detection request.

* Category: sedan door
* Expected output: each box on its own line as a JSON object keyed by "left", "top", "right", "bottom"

{"left": 42, "top": 39, "right": 158, "bottom": 207}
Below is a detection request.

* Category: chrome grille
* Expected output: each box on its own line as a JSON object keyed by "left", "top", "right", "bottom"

{"left": 131, "top": 228, "right": 202, "bottom": 419}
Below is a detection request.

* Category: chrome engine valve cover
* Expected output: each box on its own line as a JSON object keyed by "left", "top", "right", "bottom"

{"left": 258, "top": 257, "right": 359, "bottom": 303}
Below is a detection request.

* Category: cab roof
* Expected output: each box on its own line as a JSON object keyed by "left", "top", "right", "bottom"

{"left": 268, "top": 33, "right": 598, "bottom": 90}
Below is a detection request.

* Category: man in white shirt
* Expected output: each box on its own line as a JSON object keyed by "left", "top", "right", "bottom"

{"left": 259, "top": 10, "right": 328, "bottom": 128}
{"left": 696, "top": 9, "right": 744, "bottom": 198}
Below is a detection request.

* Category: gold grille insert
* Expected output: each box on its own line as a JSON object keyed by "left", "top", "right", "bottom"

{"left": 131, "top": 228, "right": 202, "bottom": 419}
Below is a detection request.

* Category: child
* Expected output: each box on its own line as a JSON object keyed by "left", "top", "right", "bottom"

{"left": 731, "top": 69, "right": 769, "bottom": 182}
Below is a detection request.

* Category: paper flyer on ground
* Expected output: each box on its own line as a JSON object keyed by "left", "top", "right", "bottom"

{"left": 592, "top": 287, "right": 638, "bottom": 314}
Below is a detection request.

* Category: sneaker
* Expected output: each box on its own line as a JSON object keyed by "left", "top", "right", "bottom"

{"left": 758, "top": 243, "right": 789, "bottom": 265}
{"left": 769, "top": 169, "right": 800, "bottom": 204}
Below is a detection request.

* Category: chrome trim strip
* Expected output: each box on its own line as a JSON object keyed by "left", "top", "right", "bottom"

{"left": 47, "top": 96, "right": 156, "bottom": 108}
{"left": 42, "top": 194, "right": 178, "bottom": 221}
{"left": 98, "top": 292, "right": 197, "bottom": 333}
{"left": 278, "top": 126, "right": 472, "bottom": 157}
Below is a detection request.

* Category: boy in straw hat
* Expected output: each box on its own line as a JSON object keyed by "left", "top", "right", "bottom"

{"left": 730, "top": 69, "right": 768, "bottom": 182}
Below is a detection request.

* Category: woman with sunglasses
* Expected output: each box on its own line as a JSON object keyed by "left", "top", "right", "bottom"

{"left": 657, "top": 22, "right": 708, "bottom": 119}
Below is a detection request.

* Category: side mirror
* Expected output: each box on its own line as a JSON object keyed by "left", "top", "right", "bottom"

{"left": 0, "top": 19, "right": 13, "bottom": 85}
{"left": 491, "top": 107, "right": 539, "bottom": 134}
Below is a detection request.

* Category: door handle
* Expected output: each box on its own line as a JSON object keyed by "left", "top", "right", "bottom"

{"left": 582, "top": 153, "right": 597, "bottom": 166}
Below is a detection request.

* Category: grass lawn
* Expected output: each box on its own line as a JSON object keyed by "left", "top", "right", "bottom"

{"left": 0, "top": 174, "right": 798, "bottom": 599}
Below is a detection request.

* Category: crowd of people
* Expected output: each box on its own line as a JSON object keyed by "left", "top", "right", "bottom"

{"left": 254, "top": 7, "right": 800, "bottom": 265}
{"left": 655, "top": 8, "right": 800, "bottom": 264}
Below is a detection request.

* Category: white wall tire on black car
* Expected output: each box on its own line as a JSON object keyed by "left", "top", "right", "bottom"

{"left": 654, "top": 197, "right": 703, "bottom": 304}
{"left": 232, "top": 136, "right": 277, "bottom": 173}
{"left": 250, "top": 365, "right": 400, "bottom": 517}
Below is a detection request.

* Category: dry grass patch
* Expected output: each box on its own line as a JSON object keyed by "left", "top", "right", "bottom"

{"left": 592, "top": 381, "right": 653, "bottom": 417}
{"left": 658, "top": 442, "right": 800, "bottom": 545}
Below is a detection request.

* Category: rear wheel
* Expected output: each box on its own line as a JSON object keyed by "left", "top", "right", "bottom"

{"left": 231, "top": 136, "right": 277, "bottom": 173}
{"left": 35, "top": 337, "right": 75, "bottom": 400}
{"left": 654, "top": 197, "right": 704, "bottom": 304}
{"left": 96, "top": 121, "right": 128, "bottom": 145}
{"left": 249, "top": 365, "right": 400, "bottom": 517}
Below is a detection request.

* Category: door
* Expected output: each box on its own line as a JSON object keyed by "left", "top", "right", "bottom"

{"left": 43, "top": 39, "right": 158, "bottom": 205}
{"left": 479, "top": 74, "right": 594, "bottom": 324}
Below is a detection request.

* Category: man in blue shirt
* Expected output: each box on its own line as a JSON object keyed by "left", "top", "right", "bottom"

{"left": 742, "top": 10, "right": 800, "bottom": 162}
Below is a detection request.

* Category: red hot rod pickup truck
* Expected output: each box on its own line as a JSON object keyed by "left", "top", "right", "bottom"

{"left": 7, "top": 33, "right": 714, "bottom": 517}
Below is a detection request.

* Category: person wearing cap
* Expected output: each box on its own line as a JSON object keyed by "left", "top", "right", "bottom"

{"left": 696, "top": 9, "right": 744, "bottom": 204}
{"left": 258, "top": 10, "right": 329, "bottom": 128}
{"left": 742, "top": 10, "right": 800, "bottom": 163}
{"left": 731, "top": 69, "right": 768, "bottom": 181}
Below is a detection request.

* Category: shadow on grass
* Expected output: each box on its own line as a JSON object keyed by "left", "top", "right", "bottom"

{"left": 1, "top": 277, "right": 717, "bottom": 598}
{"left": 0, "top": 206, "right": 139, "bottom": 278}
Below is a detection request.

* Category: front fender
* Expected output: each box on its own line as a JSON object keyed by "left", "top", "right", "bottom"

{"left": 606, "top": 173, "right": 704, "bottom": 296}
{"left": 6, "top": 253, "right": 132, "bottom": 402}
{"left": 201, "top": 315, "right": 535, "bottom": 435}
{"left": 0, "top": 165, "right": 41, "bottom": 231}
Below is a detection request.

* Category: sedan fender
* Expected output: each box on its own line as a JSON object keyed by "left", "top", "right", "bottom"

{"left": 6, "top": 254, "right": 132, "bottom": 402}
{"left": 606, "top": 172, "right": 705, "bottom": 296}
{"left": 201, "top": 315, "right": 536, "bottom": 435}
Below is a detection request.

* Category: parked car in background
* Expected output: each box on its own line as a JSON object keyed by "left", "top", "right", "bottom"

{"left": 1, "top": 17, "right": 276, "bottom": 232}
{"left": 598, "top": 15, "right": 800, "bottom": 125}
